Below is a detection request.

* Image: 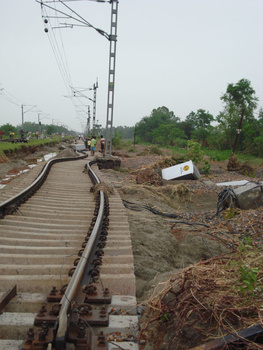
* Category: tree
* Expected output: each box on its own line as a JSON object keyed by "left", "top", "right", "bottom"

{"left": 184, "top": 109, "right": 214, "bottom": 146}
{"left": 152, "top": 124, "right": 186, "bottom": 146}
{"left": 219, "top": 79, "right": 258, "bottom": 152}
{"left": 136, "top": 106, "right": 179, "bottom": 143}
{"left": 221, "top": 79, "right": 258, "bottom": 118}
{"left": 186, "top": 109, "right": 214, "bottom": 129}
{"left": 46, "top": 125, "right": 56, "bottom": 135}
{"left": 0, "top": 123, "right": 16, "bottom": 136}
{"left": 113, "top": 126, "right": 134, "bottom": 139}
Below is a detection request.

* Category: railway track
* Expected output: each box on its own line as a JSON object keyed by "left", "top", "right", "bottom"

{"left": 0, "top": 152, "right": 138, "bottom": 350}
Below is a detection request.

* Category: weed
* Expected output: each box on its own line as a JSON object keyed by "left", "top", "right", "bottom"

{"left": 223, "top": 208, "right": 241, "bottom": 220}
{"left": 149, "top": 145, "right": 163, "bottom": 155}
{"left": 200, "top": 160, "right": 211, "bottom": 175}
{"left": 187, "top": 140, "right": 203, "bottom": 163}
{"left": 239, "top": 265, "right": 259, "bottom": 294}
{"left": 238, "top": 235, "right": 254, "bottom": 251}
{"left": 233, "top": 236, "right": 261, "bottom": 296}
{"left": 113, "top": 167, "right": 129, "bottom": 173}
{"left": 160, "top": 313, "right": 170, "bottom": 322}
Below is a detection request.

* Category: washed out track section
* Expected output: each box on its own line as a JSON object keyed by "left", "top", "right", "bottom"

{"left": 0, "top": 157, "right": 139, "bottom": 350}
{"left": 0, "top": 160, "right": 47, "bottom": 202}
{"left": 0, "top": 158, "right": 93, "bottom": 347}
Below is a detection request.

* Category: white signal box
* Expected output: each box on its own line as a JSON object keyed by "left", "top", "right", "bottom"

{"left": 161, "top": 160, "right": 200, "bottom": 181}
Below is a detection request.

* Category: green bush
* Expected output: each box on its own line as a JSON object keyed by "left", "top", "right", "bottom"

{"left": 200, "top": 161, "right": 211, "bottom": 175}
{"left": 187, "top": 140, "right": 203, "bottom": 163}
{"left": 149, "top": 145, "right": 163, "bottom": 155}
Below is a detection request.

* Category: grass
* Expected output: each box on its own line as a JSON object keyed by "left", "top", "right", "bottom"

{"left": 204, "top": 149, "right": 232, "bottom": 161}
{"left": 237, "top": 153, "right": 263, "bottom": 167}
{"left": 204, "top": 149, "right": 263, "bottom": 166}
{"left": 132, "top": 142, "right": 263, "bottom": 169}
{"left": 0, "top": 136, "right": 65, "bottom": 157}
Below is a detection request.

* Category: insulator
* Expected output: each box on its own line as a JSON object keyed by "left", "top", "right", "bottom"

{"left": 74, "top": 258, "right": 80, "bottom": 266}
{"left": 83, "top": 284, "right": 97, "bottom": 295}
{"left": 51, "top": 304, "right": 61, "bottom": 316}
{"left": 79, "top": 304, "right": 92, "bottom": 316}
{"left": 44, "top": 28, "right": 48, "bottom": 33}
{"left": 60, "top": 285, "right": 67, "bottom": 294}
{"left": 92, "top": 258, "right": 102, "bottom": 266}
{"left": 44, "top": 18, "right": 48, "bottom": 24}
{"left": 103, "top": 288, "right": 110, "bottom": 297}
{"left": 68, "top": 267, "right": 76, "bottom": 276}
{"left": 100, "top": 306, "right": 107, "bottom": 318}
{"left": 97, "top": 242, "right": 106, "bottom": 249}
{"left": 50, "top": 286, "right": 57, "bottom": 295}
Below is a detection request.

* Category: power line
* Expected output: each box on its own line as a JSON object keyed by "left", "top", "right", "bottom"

{"left": 0, "top": 89, "right": 23, "bottom": 107}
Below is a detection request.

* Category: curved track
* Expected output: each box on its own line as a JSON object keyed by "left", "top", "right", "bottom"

{"left": 0, "top": 154, "right": 138, "bottom": 350}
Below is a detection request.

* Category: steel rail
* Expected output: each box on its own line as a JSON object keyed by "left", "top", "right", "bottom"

{"left": 55, "top": 160, "right": 105, "bottom": 348}
{"left": 0, "top": 153, "right": 88, "bottom": 218}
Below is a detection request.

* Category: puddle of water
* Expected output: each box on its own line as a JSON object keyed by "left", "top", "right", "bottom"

{"left": 37, "top": 152, "right": 57, "bottom": 162}
{"left": 43, "top": 152, "right": 57, "bottom": 161}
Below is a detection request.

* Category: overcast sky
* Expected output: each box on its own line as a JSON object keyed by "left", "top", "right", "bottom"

{"left": 0, "top": 0, "right": 262, "bottom": 132}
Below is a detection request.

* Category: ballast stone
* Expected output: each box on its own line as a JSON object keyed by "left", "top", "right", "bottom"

{"left": 162, "top": 160, "right": 200, "bottom": 181}
{"left": 233, "top": 183, "right": 263, "bottom": 210}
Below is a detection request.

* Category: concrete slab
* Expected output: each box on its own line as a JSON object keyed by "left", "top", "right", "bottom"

{"left": 0, "top": 340, "right": 24, "bottom": 350}
{"left": 216, "top": 180, "right": 249, "bottom": 187}
{"left": 109, "top": 342, "right": 139, "bottom": 350}
{"left": 233, "top": 183, "right": 263, "bottom": 209}
{"left": 71, "top": 143, "right": 86, "bottom": 151}
{"left": 98, "top": 315, "right": 138, "bottom": 337}
{"left": 0, "top": 312, "right": 36, "bottom": 326}
{"left": 100, "top": 274, "right": 136, "bottom": 296}
{"left": 110, "top": 295, "right": 137, "bottom": 315}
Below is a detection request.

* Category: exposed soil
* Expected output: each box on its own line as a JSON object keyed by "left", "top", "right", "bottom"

{"left": 0, "top": 143, "right": 262, "bottom": 349}
{"left": 101, "top": 146, "right": 263, "bottom": 349}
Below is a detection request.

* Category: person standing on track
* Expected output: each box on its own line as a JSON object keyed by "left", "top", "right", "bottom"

{"left": 87, "top": 138, "right": 91, "bottom": 151}
{"left": 100, "top": 135, "right": 106, "bottom": 156}
{"left": 90, "top": 136, "right": 97, "bottom": 156}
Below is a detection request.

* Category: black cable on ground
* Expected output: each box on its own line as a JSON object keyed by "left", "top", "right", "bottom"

{"left": 212, "top": 187, "right": 241, "bottom": 218}
{"left": 122, "top": 199, "right": 180, "bottom": 218}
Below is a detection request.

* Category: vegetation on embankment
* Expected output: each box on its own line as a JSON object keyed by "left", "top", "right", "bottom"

{"left": 0, "top": 136, "right": 70, "bottom": 162}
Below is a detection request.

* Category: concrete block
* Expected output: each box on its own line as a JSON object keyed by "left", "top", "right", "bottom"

{"left": 233, "top": 183, "right": 263, "bottom": 209}
{"left": 109, "top": 342, "right": 139, "bottom": 350}
{"left": 110, "top": 295, "right": 137, "bottom": 315}
{"left": 0, "top": 340, "right": 24, "bottom": 350}
{"left": 71, "top": 143, "right": 86, "bottom": 151}
{"left": 162, "top": 160, "right": 200, "bottom": 181}
{"left": 98, "top": 315, "right": 138, "bottom": 336}
{"left": 216, "top": 180, "right": 249, "bottom": 187}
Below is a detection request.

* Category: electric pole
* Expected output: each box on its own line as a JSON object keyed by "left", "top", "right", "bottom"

{"left": 105, "top": 0, "right": 119, "bottom": 156}
{"left": 92, "top": 80, "right": 98, "bottom": 129}
{"left": 87, "top": 105, "right": 91, "bottom": 135}
{"left": 21, "top": 105, "right": 24, "bottom": 130}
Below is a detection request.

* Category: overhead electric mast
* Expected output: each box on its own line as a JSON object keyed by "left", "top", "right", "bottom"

{"left": 105, "top": 0, "right": 119, "bottom": 155}
{"left": 36, "top": 0, "right": 119, "bottom": 154}
{"left": 87, "top": 105, "right": 91, "bottom": 134}
{"left": 93, "top": 79, "right": 98, "bottom": 129}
